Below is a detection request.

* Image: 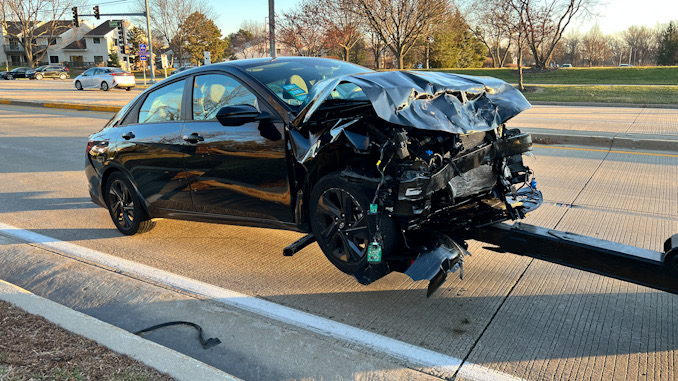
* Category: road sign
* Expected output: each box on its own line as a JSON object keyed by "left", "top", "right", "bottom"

{"left": 204, "top": 51, "right": 211, "bottom": 65}
{"left": 161, "top": 54, "right": 168, "bottom": 69}
{"left": 139, "top": 43, "right": 147, "bottom": 53}
{"left": 139, "top": 54, "right": 148, "bottom": 61}
{"left": 109, "top": 20, "right": 120, "bottom": 28}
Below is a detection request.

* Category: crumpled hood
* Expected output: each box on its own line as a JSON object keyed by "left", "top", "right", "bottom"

{"left": 293, "top": 70, "right": 531, "bottom": 134}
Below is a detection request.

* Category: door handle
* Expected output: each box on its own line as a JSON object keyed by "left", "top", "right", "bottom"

{"left": 183, "top": 132, "right": 204, "bottom": 143}
{"left": 121, "top": 131, "right": 135, "bottom": 140}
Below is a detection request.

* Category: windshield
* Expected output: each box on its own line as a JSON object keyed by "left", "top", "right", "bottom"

{"left": 241, "top": 59, "right": 372, "bottom": 107}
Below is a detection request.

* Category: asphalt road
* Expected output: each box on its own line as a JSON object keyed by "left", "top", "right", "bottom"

{"left": 0, "top": 105, "right": 677, "bottom": 380}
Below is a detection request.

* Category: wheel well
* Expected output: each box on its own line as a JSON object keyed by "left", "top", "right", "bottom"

{"left": 100, "top": 167, "right": 150, "bottom": 216}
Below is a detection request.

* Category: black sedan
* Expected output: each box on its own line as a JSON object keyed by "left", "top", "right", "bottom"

{"left": 86, "top": 57, "right": 541, "bottom": 294}
{"left": 1, "top": 67, "right": 30, "bottom": 79}
{"left": 28, "top": 65, "right": 70, "bottom": 80}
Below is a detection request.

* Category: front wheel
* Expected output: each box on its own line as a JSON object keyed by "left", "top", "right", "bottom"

{"left": 35, "top": 73, "right": 43, "bottom": 80}
{"left": 104, "top": 172, "right": 154, "bottom": 235}
{"left": 125, "top": 87, "right": 131, "bottom": 91}
{"left": 7, "top": 74, "right": 13, "bottom": 80}
{"left": 101, "top": 81, "right": 109, "bottom": 91}
{"left": 59, "top": 73, "right": 67, "bottom": 80}
{"left": 309, "top": 172, "right": 399, "bottom": 274}
{"left": 75, "top": 81, "right": 83, "bottom": 90}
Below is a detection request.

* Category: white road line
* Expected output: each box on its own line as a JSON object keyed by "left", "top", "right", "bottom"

{"left": 0, "top": 222, "right": 523, "bottom": 381}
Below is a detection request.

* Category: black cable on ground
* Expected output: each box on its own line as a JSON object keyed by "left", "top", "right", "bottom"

{"left": 134, "top": 321, "right": 221, "bottom": 349}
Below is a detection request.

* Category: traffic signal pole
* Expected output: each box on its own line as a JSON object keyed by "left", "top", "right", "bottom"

{"left": 77, "top": 4, "right": 156, "bottom": 83}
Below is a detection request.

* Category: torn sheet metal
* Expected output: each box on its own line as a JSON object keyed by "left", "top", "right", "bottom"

{"left": 405, "top": 234, "right": 470, "bottom": 297}
{"left": 293, "top": 70, "right": 531, "bottom": 135}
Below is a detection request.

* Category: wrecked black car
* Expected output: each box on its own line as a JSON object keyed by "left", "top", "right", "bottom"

{"left": 86, "top": 57, "right": 541, "bottom": 295}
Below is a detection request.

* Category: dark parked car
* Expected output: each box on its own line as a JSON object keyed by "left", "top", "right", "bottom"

{"left": 1, "top": 67, "right": 30, "bottom": 80}
{"left": 86, "top": 57, "right": 541, "bottom": 293}
{"left": 28, "top": 65, "right": 69, "bottom": 80}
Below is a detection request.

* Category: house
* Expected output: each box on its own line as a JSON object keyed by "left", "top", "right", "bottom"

{"left": 1, "top": 20, "right": 93, "bottom": 67}
{"left": 1, "top": 19, "right": 131, "bottom": 68}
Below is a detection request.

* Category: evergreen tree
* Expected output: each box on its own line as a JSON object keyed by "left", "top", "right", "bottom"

{"left": 657, "top": 21, "right": 678, "bottom": 66}
{"left": 179, "top": 12, "right": 228, "bottom": 65}
{"left": 108, "top": 52, "right": 121, "bottom": 67}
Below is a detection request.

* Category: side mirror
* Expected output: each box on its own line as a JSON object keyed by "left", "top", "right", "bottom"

{"left": 216, "top": 104, "right": 266, "bottom": 126}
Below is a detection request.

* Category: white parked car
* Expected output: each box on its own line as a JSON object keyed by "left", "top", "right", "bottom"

{"left": 73, "top": 67, "right": 135, "bottom": 91}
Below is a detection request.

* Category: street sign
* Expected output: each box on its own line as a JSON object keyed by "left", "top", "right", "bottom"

{"left": 204, "top": 51, "right": 211, "bottom": 65}
{"left": 161, "top": 54, "right": 168, "bottom": 69}
{"left": 139, "top": 43, "right": 147, "bottom": 53}
{"left": 109, "top": 20, "right": 120, "bottom": 28}
{"left": 139, "top": 54, "right": 148, "bottom": 61}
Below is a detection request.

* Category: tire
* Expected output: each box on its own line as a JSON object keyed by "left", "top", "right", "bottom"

{"left": 7, "top": 74, "right": 13, "bottom": 80}
{"left": 75, "top": 81, "right": 83, "bottom": 90}
{"left": 125, "top": 87, "right": 131, "bottom": 91}
{"left": 35, "top": 73, "right": 43, "bottom": 80}
{"left": 101, "top": 81, "right": 109, "bottom": 91}
{"left": 309, "top": 172, "right": 399, "bottom": 274}
{"left": 59, "top": 73, "right": 67, "bottom": 80}
{"left": 104, "top": 172, "right": 154, "bottom": 235}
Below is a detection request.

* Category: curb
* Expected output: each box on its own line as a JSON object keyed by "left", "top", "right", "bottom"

{"left": 0, "top": 98, "right": 122, "bottom": 113}
{"left": 530, "top": 132, "right": 678, "bottom": 152}
{"left": 529, "top": 101, "right": 678, "bottom": 109}
{"left": 0, "top": 279, "right": 239, "bottom": 381}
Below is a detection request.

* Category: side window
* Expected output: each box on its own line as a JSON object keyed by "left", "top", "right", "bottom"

{"left": 138, "top": 80, "right": 185, "bottom": 124}
{"left": 192, "top": 74, "right": 258, "bottom": 121}
{"left": 83, "top": 68, "right": 95, "bottom": 76}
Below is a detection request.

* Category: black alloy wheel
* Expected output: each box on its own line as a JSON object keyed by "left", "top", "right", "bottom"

{"left": 310, "top": 172, "right": 398, "bottom": 274}
{"left": 75, "top": 81, "right": 83, "bottom": 90}
{"left": 105, "top": 173, "right": 153, "bottom": 235}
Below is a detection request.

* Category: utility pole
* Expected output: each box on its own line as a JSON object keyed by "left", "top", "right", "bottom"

{"left": 268, "top": 0, "right": 275, "bottom": 58}
{"left": 144, "top": 0, "right": 155, "bottom": 82}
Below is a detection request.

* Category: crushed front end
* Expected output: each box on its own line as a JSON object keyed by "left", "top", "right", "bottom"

{"left": 288, "top": 70, "right": 542, "bottom": 296}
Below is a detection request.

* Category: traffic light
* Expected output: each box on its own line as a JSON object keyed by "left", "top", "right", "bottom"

{"left": 72, "top": 7, "right": 79, "bottom": 27}
{"left": 93, "top": 6, "right": 100, "bottom": 20}
{"left": 117, "top": 25, "right": 125, "bottom": 47}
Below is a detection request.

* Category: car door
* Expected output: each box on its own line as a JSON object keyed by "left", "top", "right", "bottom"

{"left": 79, "top": 68, "right": 95, "bottom": 87}
{"left": 181, "top": 72, "right": 293, "bottom": 222}
{"left": 114, "top": 78, "right": 194, "bottom": 211}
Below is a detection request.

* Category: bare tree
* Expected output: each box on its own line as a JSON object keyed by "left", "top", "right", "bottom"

{"left": 623, "top": 25, "right": 657, "bottom": 66}
{"left": 562, "top": 30, "right": 581, "bottom": 65}
{"left": 1, "top": 0, "right": 72, "bottom": 67}
{"left": 580, "top": 25, "right": 608, "bottom": 66}
{"left": 136, "top": 0, "right": 212, "bottom": 66}
{"left": 607, "top": 33, "right": 625, "bottom": 66}
{"left": 352, "top": 0, "right": 448, "bottom": 69}
{"left": 228, "top": 20, "right": 267, "bottom": 59}
{"left": 325, "top": 0, "right": 363, "bottom": 61}
{"left": 469, "top": 0, "right": 516, "bottom": 67}
{"left": 278, "top": 0, "right": 330, "bottom": 57}
{"left": 510, "top": 0, "right": 595, "bottom": 69}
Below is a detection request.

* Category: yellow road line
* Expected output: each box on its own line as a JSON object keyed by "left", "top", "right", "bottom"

{"left": 533, "top": 144, "right": 678, "bottom": 158}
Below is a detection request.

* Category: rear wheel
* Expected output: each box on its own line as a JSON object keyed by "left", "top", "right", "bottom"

{"left": 75, "top": 81, "right": 83, "bottom": 90}
{"left": 101, "top": 81, "right": 109, "bottom": 91}
{"left": 310, "top": 172, "right": 398, "bottom": 274}
{"left": 125, "top": 87, "right": 131, "bottom": 91}
{"left": 104, "top": 172, "right": 154, "bottom": 235}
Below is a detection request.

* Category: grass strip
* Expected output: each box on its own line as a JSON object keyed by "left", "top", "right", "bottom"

{"left": 521, "top": 85, "right": 678, "bottom": 104}
{"left": 426, "top": 66, "right": 678, "bottom": 85}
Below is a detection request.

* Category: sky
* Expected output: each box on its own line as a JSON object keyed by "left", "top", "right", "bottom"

{"left": 104, "top": 0, "right": 678, "bottom": 37}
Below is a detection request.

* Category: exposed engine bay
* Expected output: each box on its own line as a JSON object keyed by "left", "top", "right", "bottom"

{"left": 285, "top": 70, "right": 543, "bottom": 296}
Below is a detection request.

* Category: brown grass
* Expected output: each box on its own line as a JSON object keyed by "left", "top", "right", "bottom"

{"left": 0, "top": 300, "right": 176, "bottom": 381}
